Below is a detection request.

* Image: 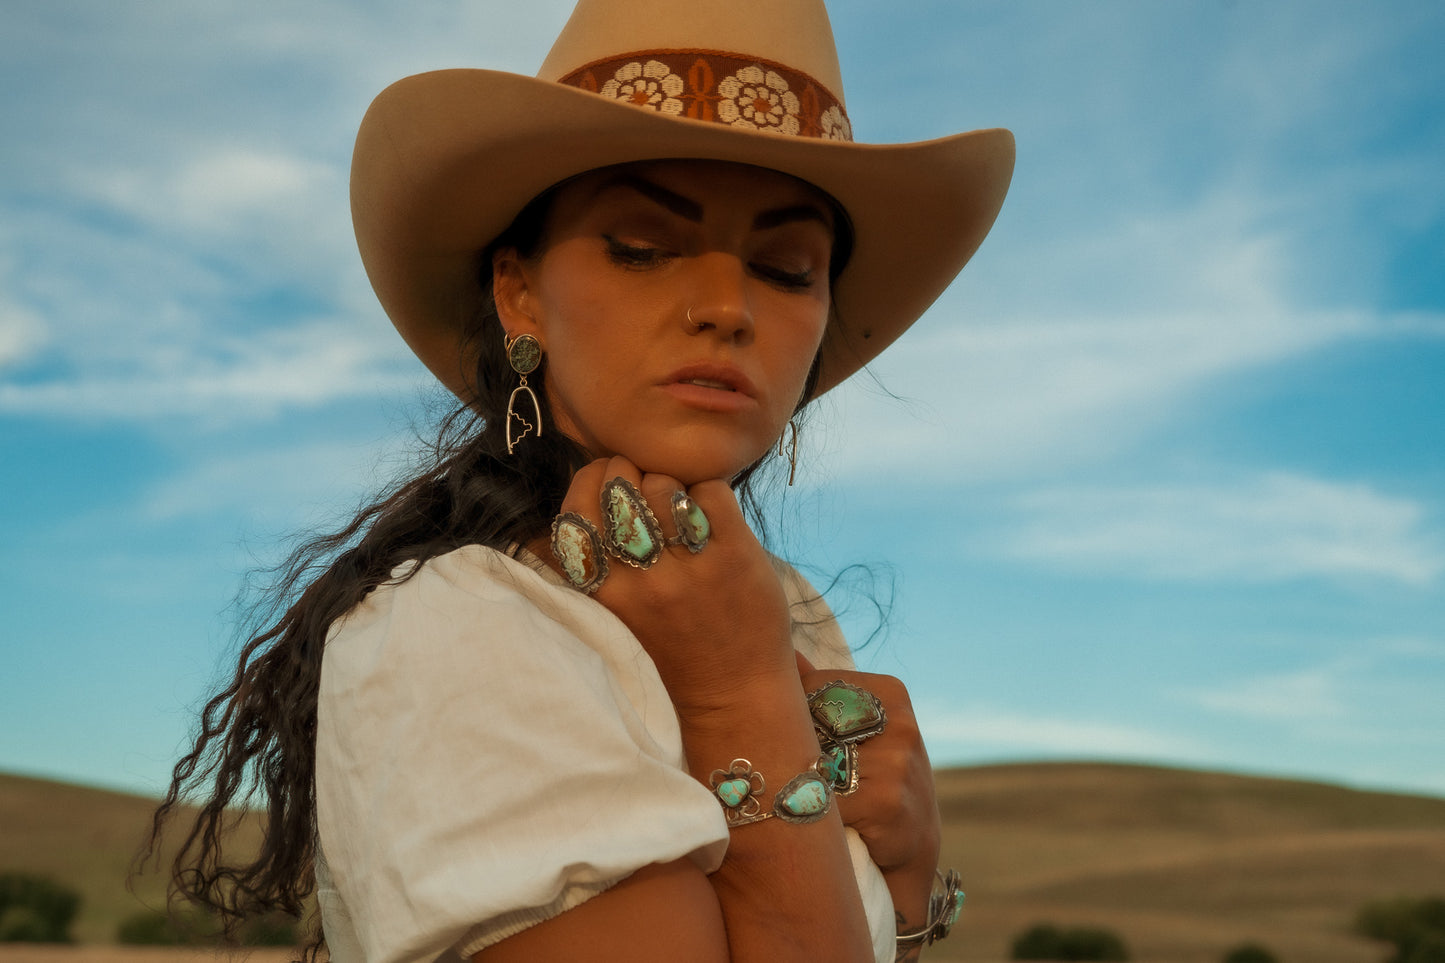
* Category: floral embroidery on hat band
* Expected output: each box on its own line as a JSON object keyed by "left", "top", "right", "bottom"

{"left": 558, "top": 49, "right": 853, "bottom": 142}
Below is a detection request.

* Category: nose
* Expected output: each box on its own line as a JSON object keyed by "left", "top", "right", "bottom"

{"left": 682, "top": 253, "right": 754, "bottom": 345}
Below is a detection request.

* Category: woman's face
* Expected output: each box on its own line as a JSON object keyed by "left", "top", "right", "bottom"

{"left": 494, "top": 160, "right": 836, "bottom": 485}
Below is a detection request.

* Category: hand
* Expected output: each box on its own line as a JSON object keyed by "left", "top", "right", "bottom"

{"left": 549, "top": 456, "right": 799, "bottom": 716}
{"left": 796, "top": 654, "right": 942, "bottom": 916}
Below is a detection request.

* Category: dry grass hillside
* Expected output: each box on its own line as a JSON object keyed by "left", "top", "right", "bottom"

{"left": 933, "top": 763, "right": 1445, "bottom": 962}
{"left": 0, "top": 773, "right": 265, "bottom": 947}
{"left": 3, "top": 762, "right": 1442, "bottom": 962}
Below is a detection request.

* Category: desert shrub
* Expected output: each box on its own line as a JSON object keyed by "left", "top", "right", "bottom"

{"left": 117, "top": 903, "right": 296, "bottom": 948}
{"left": 0, "top": 907, "right": 49, "bottom": 942}
{"left": 116, "top": 905, "right": 220, "bottom": 945}
{"left": 1012, "top": 921, "right": 1130, "bottom": 960}
{"left": 1062, "top": 927, "right": 1130, "bottom": 961}
{"left": 1359, "top": 897, "right": 1445, "bottom": 943}
{"left": 238, "top": 910, "right": 300, "bottom": 946}
{"left": 1399, "top": 935, "right": 1445, "bottom": 963}
{"left": 1222, "top": 943, "right": 1279, "bottom": 963}
{"left": 1014, "top": 923, "right": 1066, "bottom": 959}
{"left": 0, "top": 872, "right": 80, "bottom": 942}
{"left": 1357, "top": 896, "right": 1445, "bottom": 963}
{"left": 116, "top": 909, "right": 175, "bottom": 946}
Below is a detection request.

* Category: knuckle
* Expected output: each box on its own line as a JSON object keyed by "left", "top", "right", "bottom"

{"left": 641, "top": 472, "right": 680, "bottom": 503}
{"left": 888, "top": 708, "right": 921, "bottom": 743}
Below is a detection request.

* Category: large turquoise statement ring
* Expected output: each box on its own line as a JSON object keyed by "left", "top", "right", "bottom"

{"left": 601, "top": 477, "right": 665, "bottom": 569}
{"left": 807, "top": 680, "right": 888, "bottom": 745}
{"left": 550, "top": 512, "right": 609, "bottom": 594}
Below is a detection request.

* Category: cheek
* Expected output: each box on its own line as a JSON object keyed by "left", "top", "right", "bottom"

{"left": 773, "top": 306, "right": 830, "bottom": 396}
{"left": 535, "top": 302, "right": 636, "bottom": 418}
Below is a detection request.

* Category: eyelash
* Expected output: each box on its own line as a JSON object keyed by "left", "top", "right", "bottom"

{"left": 604, "top": 236, "right": 668, "bottom": 267}
{"left": 603, "top": 236, "right": 816, "bottom": 290}
{"left": 753, "top": 263, "right": 815, "bottom": 290}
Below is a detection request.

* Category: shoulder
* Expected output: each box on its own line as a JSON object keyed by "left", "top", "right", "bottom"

{"left": 325, "top": 543, "right": 626, "bottom": 665}
{"left": 318, "top": 543, "right": 665, "bottom": 764}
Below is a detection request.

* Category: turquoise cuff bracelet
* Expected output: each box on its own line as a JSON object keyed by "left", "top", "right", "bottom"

{"left": 709, "top": 757, "right": 834, "bottom": 827}
{"left": 895, "top": 869, "right": 965, "bottom": 951}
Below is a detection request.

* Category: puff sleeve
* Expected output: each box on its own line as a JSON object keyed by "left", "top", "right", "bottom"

{"left": 315, "top": 545, "right": 729, "bottom": 963}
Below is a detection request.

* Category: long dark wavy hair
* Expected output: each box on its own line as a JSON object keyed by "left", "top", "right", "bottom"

{"left": 138, "top": 172, "right": 853, "bottom": 959}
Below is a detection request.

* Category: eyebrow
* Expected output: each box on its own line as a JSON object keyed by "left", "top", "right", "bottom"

{"left": 593, "top": 174, "right": 833, "bottom": 234}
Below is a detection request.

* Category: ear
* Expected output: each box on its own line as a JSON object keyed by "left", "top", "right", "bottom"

{"left": 492, "top": 247, "right": 542, "bottom": 341}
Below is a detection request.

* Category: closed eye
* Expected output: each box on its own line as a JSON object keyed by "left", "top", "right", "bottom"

{"left": 604, "top": 235, "right": 672, "bottom": 268}
{"left": 751, "top": 261, "right": 815, "bottom": 290}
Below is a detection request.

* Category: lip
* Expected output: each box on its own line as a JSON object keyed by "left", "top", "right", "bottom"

{"left": 663, "top": 363, "right": 759, "bottom": 398}
{"left": 660, "top": 362, "right": 760, "bottom": 412}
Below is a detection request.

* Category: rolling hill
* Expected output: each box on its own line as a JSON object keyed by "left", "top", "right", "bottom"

{"left": 3, "top": 762, "right": 1442, "bottom": 961}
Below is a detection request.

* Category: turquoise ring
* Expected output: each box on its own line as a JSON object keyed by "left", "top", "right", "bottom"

{"left": 601, "top": 477, "right": 664, "bottom": 569}
{"left": 668, "top": 491, "right": 711, "bottom": 553}
{"left": 807, "top": 680, "right": 888, "bottom": 744}
{"left": 550, "top": 512, "right": 608, "bottom": 593}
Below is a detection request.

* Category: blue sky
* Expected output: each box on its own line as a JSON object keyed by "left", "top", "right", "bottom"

{"left": 2, "top": 0, "right": 1442, "bottom": 800}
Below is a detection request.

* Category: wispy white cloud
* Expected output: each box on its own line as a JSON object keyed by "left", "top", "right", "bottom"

{"left": 821, "top": 0, "right": 1445, "bottom": 486}
{"left": 0, "top": 317, "right": 422, "bottom": 421}
{"left": 137, "top": 437, "right": 421, "bottom": 525}
{"left": 0, "top": 295, "right": 46, "bottom": 368}
{"left": 1, "top": 2, "right": 563, "bottom": 428}
{"left": 819, "top": 182, "right": 1398, "bottom": 482}
{"left": 1185, "top": 665, "right": 1349, "bottom": 722}
{"left": 998, "top": 472, "right": 1442, "bottom": 586}
{"left": 91, "top": 147, "right": 340, "bottom": 236}
{"left": 1377, "top": 636, "right": 1445, "bottom": 661}
{"left": 1180, "top": 642, "right": 1445, "bottom": 745}
{"left": 916, "top": 701, "right": 1203, "bottom": 760}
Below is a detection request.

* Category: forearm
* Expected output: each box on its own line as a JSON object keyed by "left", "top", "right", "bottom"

{"left": 678, "top": 673, "right": 876, "bottom": 963}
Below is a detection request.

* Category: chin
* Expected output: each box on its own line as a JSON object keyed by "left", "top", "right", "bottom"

{"left": 629, "top": 443, "right": 764, "bottom": 487}
{"left": 637, "top": 459, "right": 745, "bottom": 488}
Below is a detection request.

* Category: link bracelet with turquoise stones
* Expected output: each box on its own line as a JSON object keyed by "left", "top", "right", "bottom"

{"left": 708, "top": 756, "right": 834, "bottom": 827}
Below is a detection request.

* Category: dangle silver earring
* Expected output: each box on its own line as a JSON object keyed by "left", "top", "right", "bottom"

{"left": 778, "top": 418, "right": 800, "bottom": 486}
{"left": 505, "top": 333, "right": 543, "bottom": 455}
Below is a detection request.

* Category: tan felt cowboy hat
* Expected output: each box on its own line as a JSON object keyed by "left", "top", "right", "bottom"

{"left": 351, "top": 0, "right": 1015, "bottom": 400}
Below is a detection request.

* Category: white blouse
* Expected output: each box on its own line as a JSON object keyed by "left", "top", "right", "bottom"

{"left": 315, "top": 544, "right": 894, "bottom": 962}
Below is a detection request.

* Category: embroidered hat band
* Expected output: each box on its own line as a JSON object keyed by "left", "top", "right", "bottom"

{"left": 559, "top": 50, "right": 853, "bottom": 142}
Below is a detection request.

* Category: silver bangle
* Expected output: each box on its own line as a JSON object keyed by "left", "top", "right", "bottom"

{"left": 895, "top": 869, "right": 964, "bottom": 952}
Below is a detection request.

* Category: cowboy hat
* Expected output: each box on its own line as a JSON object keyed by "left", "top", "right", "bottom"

{"left": 351, "top": 0, "right": 1014, "bottom": 400}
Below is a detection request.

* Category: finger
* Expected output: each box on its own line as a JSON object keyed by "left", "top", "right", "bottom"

{"left": 638, "top": 472, "right": 690, "bottom": 552}
{"left": 552, "top": 457, "right": 640, "bottom": 594}
{"left": 795, "top": 651, "right": 816, "bottom": 677}
{"left": 557, "top": 458, "right": 619, "bottom": 519}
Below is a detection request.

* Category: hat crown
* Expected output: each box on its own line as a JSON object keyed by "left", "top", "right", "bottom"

{"left": 538, "top": 0, "right": 846, "bottom": 106}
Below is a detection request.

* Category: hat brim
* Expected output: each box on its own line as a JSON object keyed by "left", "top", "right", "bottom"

{"left": 351, "top": 68, "right": 1014, "bottom": 400}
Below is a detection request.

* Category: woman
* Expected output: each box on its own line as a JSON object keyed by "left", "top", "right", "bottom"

{"left": 146, "top": 0, "right": 1013, "bottom": 960}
